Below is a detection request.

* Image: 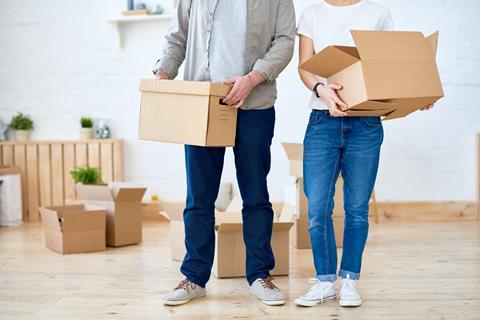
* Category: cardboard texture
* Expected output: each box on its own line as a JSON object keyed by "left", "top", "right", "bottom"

{"left": 159, "top": 202, "right": 186, "bottom": 262}
{"left": 282, "top": 143, "right": 345, "bottom": 248}
{"left": 139, "top": 79, "right": 237, "bottom": 147}
{"left": 300, "top": 30, "right": 444, "bottom": 120}
{"left": 39, "top": 205, "right": 106, "bottom": 254}
{"left": 76, "top": 183, "right": 146, "bottom": 247}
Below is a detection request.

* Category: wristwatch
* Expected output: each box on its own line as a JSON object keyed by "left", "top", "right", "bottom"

{"left": 313, "top": 82, "right": 324, "bottom": 98}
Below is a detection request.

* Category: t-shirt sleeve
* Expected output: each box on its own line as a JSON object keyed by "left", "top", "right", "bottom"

{"left": 380, "top": 9, "right": 394, "bottom": 31}
{"left": 296, "top": 9, "right": 313, "bottom": 38}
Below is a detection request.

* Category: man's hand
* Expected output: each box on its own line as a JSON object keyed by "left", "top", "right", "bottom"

{"left": 317, "top": 83, "right": 348, "bottom": 117}
{"left": 420, "top": 104, "right": 435, "bottom": 111}
{"left": 154, "top": 70, "right": 170, "bottom": 80}
{"left": 223, "top": 71, "right": 265, "bottom": 109}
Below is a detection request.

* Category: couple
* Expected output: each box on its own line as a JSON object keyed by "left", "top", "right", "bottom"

{"left": 153, "top": 0, "right": 432, "bottom": 308}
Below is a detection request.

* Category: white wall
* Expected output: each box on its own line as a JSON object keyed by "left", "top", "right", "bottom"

{"left": 0, "top": 0, "right": 478, "bottom": 202}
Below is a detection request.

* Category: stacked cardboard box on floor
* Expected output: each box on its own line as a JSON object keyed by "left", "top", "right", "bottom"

{"left": 76, "top": 183, "right": 146, "bottom": 247}
{"left": 161, "top": 198, "right": 293, "bottom": 278}
{"left": 282, "top": 143, "right": 345, "bottom": 249}
{"left": 138, "top": 79, "right": 237, "bottom": 147}
{"left": 39, "top": 204, "right": 107, "bottom": 254}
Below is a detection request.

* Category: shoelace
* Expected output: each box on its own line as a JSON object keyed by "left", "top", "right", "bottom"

{"left": 259, "top": 278, "right": 279, "bottom": 291}
{"left": 174, "top": 279, "right": 196, "bottom": 294}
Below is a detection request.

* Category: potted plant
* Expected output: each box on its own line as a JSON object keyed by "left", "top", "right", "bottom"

{"left": 80, "top": 117, "right": 94, "bottom": 140}
{"left": 70, "top": 166, "right": 103, "bottom": 185}
{"left": 9, "top": 112, "right": 34, "bottom": 141}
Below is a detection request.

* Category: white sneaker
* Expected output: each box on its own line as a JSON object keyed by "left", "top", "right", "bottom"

{"left": 339, "top": 275, "right": 362, "bottom": 307}
{"left": 295, "top": 279, "right": 336, "bottom": 307}
{"left": 250, "top": 278, "right": 286, "bottom": 306}
{"left": 163, "top": 279, "right": 206, "bottom": 306}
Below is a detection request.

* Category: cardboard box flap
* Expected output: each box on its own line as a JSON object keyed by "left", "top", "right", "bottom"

{"left": 299, "top": 45, "right": 360, "bottom": 78}
{"left": 349, "top": 100, "right": 396, "bottom": 111}
{"left": 160, "top": 209, "right": 184, "bottom": 222}
{"left": 76, "top": 184, "right": 114, "bottom": 201}
{"left": 351, "top": 30, "right": 435, "bottom": 60}
{"left": 61, "top": 210, "right": 106, "bottom": 233}
{"left": 140, "top": 79, "right": 231, "bottom": 97}
{"left": 281, "top": 143, "right": 303, "bottom": 161}
{"left": 272, "top": 222, "right": 295, "bottom": 231}
{"left": 113, "top": 188, "right": 147, "bottom": 202}
{"left": 215, "top": 222, "right": 243, "bottom": 232}
{"left": 39, "top": 207, "right": 62, "bottom": 232}
{"left": 426, "top": 31, "right": 439, "bottom": 56}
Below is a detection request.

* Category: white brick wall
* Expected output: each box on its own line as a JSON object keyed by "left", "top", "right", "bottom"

{"left": 0, "top": 0, "right": 478, "bottom": 202}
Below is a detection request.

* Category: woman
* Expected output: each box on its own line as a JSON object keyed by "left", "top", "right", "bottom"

{"left": 294, "top": 0, "right": 393, "bottom": 308}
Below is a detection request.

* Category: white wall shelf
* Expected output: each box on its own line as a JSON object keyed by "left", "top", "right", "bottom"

{"left": 108, "top": 15, "right": 173, "bottom": 48}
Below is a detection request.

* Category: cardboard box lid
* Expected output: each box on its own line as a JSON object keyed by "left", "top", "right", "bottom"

{"left": 299, "top": 45, "right": 360, "bottom": 78}
{"left": 350, "top": 30, "right": 444, "bottom": 100}
{"left": 282, "top": 142, "right": 303, "bottom": 161}
{"left": 40, "top": 205, "right": 106, "bottom": 233}
{"left": 140, "top": 79, "right": 231, "bottom": 98}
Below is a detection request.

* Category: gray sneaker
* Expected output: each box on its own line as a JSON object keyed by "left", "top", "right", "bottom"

{"left": 163, "top": 279, "right": 206, "bottom": 306}
{"left": 250, "top": 278, "right": 286, "bottom": 306}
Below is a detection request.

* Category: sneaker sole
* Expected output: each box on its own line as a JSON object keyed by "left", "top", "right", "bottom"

{"left": 250, "top": 293, "right": 286, "bottom": 306}
{"left": 339, "top": 298, "right": 362, "bottom": 307}
{"left": 163, "top": 293, "right": 206, "bottom": 306}
{"left": 295, "top": 294, "right": 336, "bottom": 307}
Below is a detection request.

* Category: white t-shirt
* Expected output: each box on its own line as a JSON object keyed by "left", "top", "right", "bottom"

{"left": 297, "top": 0, "right": 394, "bottom": 110}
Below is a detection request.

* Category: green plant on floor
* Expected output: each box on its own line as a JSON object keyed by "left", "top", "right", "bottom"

{"left": 80, "top": 117, "right": 94, "bottom": 128}
{"left": 9, "top": 112, "right": 34, "bottom": 130}
{"left": 70, "top": 166, "right": 102, "bottom": 185}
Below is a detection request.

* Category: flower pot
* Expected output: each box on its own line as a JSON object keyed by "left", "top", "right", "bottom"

{"left": 80, "top": 128, "right": 93, "bottom": 140}
{"left": 14, "top": 130, "right": 30, "bottom": 141}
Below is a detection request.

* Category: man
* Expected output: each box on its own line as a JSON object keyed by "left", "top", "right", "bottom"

{"left": 153, "top": 0, "right": 295, "bottom": 306}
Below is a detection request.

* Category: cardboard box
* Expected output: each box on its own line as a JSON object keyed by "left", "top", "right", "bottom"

{"left": 299, "top": 30, "right": 444, "bottom": 120}
{"left": 139, "top": 79, "right": 237, "bottom": 147}
{"left": 213, "top": 212, "right": 294, "bottom": 278}
{"left": 282, "top": 143, "right": 303, "bottom": 178}
{"left": 76, "top": 183, "right": 146, "bottom": 247}
{"left": 159, "top": 202, "right": 186, "bottom": 262}
{"left": 39, "top": 205, "right": 106, "bottom": 254}
{"left": 160, "top": 199, "right": 294, "bottom": 277}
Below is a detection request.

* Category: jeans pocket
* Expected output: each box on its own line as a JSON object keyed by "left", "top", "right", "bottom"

{"left": 363, "top": 117, "right": 382, "bottom": 127}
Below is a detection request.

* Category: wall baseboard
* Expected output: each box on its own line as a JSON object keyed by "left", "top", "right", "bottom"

{"left": 376, "top": 201, "right": 478, "bottom": 221}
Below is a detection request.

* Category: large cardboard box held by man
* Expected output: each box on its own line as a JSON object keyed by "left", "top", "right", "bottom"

{"left": 76, "top": 183, "right": 146, "bottom": 247}
{"left": 300, "top": 30, "right": 444, "bottom": 120}
{"left": 39, "top": 205, "right": 106, "bottom": 254}
{"left": 139, "top": 79, "right": 237, "bottom": 147}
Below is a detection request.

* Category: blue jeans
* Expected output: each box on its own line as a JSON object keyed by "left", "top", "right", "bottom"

{"left": 303, "top": 110, "right": 383, "bottom": 281}
{"left": 181, "top": 107, "right": 276, "bottom": 287}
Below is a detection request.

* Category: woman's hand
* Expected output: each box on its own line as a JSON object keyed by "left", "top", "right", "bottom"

{"left": 317, "top": 83, "right": 348, "bottom": 117}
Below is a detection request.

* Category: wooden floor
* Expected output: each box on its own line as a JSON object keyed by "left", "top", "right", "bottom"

{"left": 1, "top": 219, "right": 479, "bottom": 320}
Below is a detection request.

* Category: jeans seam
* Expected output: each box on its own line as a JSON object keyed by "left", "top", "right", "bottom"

{"left": 323, "top": 152, "right": 341, "bottom": 275}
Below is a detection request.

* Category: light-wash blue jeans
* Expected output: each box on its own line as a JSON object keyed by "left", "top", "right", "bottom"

{"left": 303, "top": 110, "right": 383, "bottom": 281}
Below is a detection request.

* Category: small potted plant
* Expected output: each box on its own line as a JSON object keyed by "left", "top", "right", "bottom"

{"left": 70, "top": 166, "right": 103, "bottom": 185}
{"left": 80, "top": 117, "right": 94, "bottom": 140}
{"left": 9, "top": 112, "right": 34, "bottom": 141}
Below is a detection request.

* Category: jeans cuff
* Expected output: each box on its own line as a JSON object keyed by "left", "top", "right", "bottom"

{"left": 338, "top": 270, "right": 360, "bottom": 280}
{"left": 247, "top": 272, "right": 271, "bottom": 286}
{"left": 183, "top": 275, "right": 206, "bottom": 288}
{"left": 316, "top": 274, "right": 337, "bottom": 282}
